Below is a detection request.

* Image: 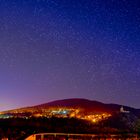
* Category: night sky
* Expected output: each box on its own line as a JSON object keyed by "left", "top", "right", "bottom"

{"left": 0, "top": 0, "right": 140, "bottom": 111}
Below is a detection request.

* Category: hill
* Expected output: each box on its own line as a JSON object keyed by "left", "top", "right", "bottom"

{"left": 2, "top": 98, "right": 140, "bottom": 117}
{"left": 33, "top": 98, "right": 140, "bottom": 116}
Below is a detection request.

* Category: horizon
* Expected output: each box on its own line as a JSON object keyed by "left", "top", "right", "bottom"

{"left": 0, "top": 0, "right": 140, "bottom": 110}
{"left": 1, "top": 97, "right": 139, "bottom": 112}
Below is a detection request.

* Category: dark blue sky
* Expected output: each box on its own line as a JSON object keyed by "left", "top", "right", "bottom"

{"left": 0, "top": 0, "right": 140, "bottom": 110}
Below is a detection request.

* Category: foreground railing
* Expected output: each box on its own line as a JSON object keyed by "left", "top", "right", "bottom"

{"left": 25, "top": 132, "right": 139, "bottom": 140}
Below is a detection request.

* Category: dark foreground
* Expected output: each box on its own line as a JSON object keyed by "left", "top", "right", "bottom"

{"left": 0, "top": 117, "right": 139, "bottom": 140}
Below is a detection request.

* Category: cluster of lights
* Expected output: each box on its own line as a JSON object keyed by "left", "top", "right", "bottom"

{"left": 0, "top": 107, "right": 111, "bottom": 122}
{"left": 83, "top": 113, "right": 111, "bottom": 123}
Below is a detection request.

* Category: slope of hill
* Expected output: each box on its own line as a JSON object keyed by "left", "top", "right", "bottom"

{"left": 1, "top": 98, "right": 140, "bottom": 117}
{"left": 33, "top": 98, "right": 140, "bottom": 115}
{"left": 35, "top": 98, "right": 107, "bottom": 112}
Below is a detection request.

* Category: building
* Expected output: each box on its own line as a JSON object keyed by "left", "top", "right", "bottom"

{"left": 120, "top": 106, "right": 130, "bottom": 113}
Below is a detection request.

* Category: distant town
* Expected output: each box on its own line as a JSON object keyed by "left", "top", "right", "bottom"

{"left": 0, "top": 106, "right": 111, "bottom": 123}
{"left": 0, "top": 99, "right": 132, "bottom": 123}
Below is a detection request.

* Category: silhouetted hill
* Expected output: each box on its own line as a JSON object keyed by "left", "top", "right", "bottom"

{"left": 36, "top": 98, "right": 105, "bottom": 110}
{"left": 33, "top": 98, "right": 140, "bottom": 116}
{"left": 2, "top": 98, "right": 140, "bottom": 117}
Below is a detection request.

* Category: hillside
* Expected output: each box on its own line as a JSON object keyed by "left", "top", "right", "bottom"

{"left": 2, "top": 98, "right": 140, "bottom": 117}
{"left": 32, "top": 98, "right": 140, "bottom": 116}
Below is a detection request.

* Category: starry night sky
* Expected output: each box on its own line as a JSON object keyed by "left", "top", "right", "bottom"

{"left": 0, "top": 0, "right": 140, "bottom": 110}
